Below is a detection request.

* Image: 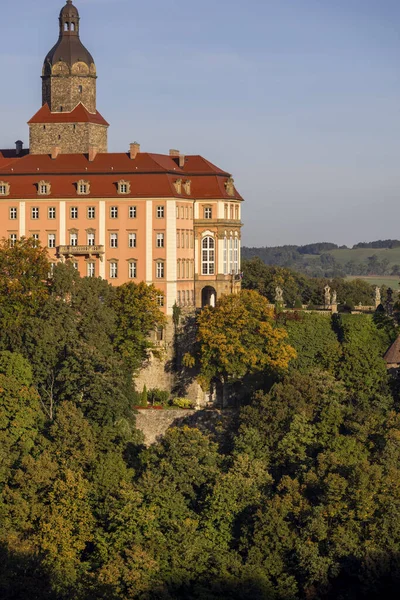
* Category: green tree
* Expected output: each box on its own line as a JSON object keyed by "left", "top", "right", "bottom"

{"left": 185, "top": 290, "right": 296, "bottom": 389}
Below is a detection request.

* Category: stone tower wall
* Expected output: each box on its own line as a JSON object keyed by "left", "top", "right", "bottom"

{"left": 29, "top": 122, "right": 107, "bottom": 155}
{"left": 42, "top": 74, "right": 96, "bottom": 114}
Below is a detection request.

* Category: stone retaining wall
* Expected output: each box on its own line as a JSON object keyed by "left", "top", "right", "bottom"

{"left": 135, "top": 408, "right": 238, "bottom": 446}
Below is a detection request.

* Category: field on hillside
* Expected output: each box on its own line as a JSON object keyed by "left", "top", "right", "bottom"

{"left": 346, "top": 276, "right": 400, "bottom": 290}
{"left": 326, "top": 247, "right": 400, "bottom": 267}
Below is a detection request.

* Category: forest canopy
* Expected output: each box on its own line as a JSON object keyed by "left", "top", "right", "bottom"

{"left": 1, "top": 239, "right": 400, "bottom": 600}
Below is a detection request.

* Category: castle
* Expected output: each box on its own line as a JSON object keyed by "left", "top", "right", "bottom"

{"left": 0, "top": 1, "right": 243, "bottom": 315}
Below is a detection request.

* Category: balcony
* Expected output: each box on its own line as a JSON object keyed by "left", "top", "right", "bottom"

{"left": 58, "top": 245, "right": 105, "bottom": 261}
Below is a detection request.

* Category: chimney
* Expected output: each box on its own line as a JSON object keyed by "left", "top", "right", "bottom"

{"left": 130, "top": 142, "right": 140, "bottom": 159}
{"left": 51, "top": 146, "right": 61, "bottom": 160}
{"left": 15, "top": 140, "right": 23, "bottom": 156}
{"left": 169, "top": 149, "right": 185, "bottom": 168}
{"left": 88, "top": 145, "right": 98, "bottom": 162}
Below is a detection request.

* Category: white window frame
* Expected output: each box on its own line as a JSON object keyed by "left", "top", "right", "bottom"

{"left": 9, "top": 207, "right": 17, "bottom": 220}
{"left": 87, "top": 206, "right": 96, "bottom": 219}
{"left": 110, "top": 206, "right": 118, "bottom": 219}
{"left": 204, "top": 207, "right": 212, "bottom": 219}
{"left": 70, "top": 233, "right": 78, "bottom": 246}
{"left": 156, "top": 233, "right": 165, "bottom": 248}
{"left": 87, "top": 232, "right": 95, "bottom": 246}
{"left": 129, "top": 206, "right": 137, "bottom": 219}
{"left": 110, "top": 233, "right": 118, "bottom": 248}
{"left": 9, "top": 233, "right": 17, "bottom": 247}
{"left": 48, "top": 207, "right": 56, "bottom": 220}
{"left": 70, "top": 207, "right": 78, "bottom": 219}
{"left": 202, "top": 236, "right": 215, "bottom": 276}
{"left": 223, "top": 237, "right": 228, "bottom": 275}
{"left": 48, "top": 234, "right": 56, "bottom": 249}
{"left": 87, "top": 263, "right": 95, "bottom": 278}
{"left": 156, "top": 261, "right": 165, "bottom": 279}
{"left": 128, "top": 261, "right": 137, "bottom": 279}
{"left": 110, "top": 262, "right": 118, "bottom": 279}
{"left": 157, "top": 206, "right": 164, "bottom": 219}
{"left": 31, "top": 207, "right": 39, "bottom": 220}
{"left": 128, "top": 233, "right": 137, "bottom": 248}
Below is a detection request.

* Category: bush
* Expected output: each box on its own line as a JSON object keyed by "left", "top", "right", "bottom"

{"left": 149, "top": 388, "right": 170, "bottom": 406}
{"left": 171, "top": 397, "right": 194, "bottom": 409}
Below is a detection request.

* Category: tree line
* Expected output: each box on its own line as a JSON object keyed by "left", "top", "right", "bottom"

{"left": 242, "top": 241, "right": 400, "bottom": 278}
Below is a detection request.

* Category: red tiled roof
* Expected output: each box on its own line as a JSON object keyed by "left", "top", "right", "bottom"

{"left": 28, "top": 103, "right": 109, "bottom": 127}
{"left": 0, "top": 151, "right": 243, "bottom": 201}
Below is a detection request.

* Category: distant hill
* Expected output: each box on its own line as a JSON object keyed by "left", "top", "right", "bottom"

{"left": 242, "top": 240, "right": 400, "bottom": 280}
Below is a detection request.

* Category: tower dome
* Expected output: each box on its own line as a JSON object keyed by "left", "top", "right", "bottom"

{"left": 43, "top": 1, "right": 95, "bottom": 72}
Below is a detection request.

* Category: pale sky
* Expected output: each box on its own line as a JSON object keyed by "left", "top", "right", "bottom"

{"left": 1, "top": 0, "right": 399, "bottom": 247}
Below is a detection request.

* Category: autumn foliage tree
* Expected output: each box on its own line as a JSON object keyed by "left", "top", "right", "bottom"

{"left": 185, "top": 290, "right": 296, "bottom": 388}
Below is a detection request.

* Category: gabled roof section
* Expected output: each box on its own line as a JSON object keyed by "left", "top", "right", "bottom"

{"left": 28, "top": 103, "right": 109, "bottom": 126}
{"left": 384, "top": 336, "right": 400, "bottom": 365}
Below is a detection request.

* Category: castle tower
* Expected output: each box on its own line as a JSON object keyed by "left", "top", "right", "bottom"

{"left": 28, "top": 0, "right": 108, "bottom": 155}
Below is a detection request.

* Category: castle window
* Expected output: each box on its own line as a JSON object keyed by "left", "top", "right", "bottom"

{"left": 87, "top": 206, "right": 95, "bottom": 219}
{"left": 202, "top": 236, "right": 215, "bottom": 276}
{"left": 110, "top": 206, "right": 118, "bottom": 219}
{"left": 128, "top": 261, "right": 137, "bottom": 279}
{"left": 9, "top": 207, "right": 17, "bottom": 220}
{"left": 70, "top": 233, "right": 78, "bottom": 246}
{"left": 48, "top": 207, "right": 56, "bottom": 219}
{"left": 224, "top": 204, "right": 228, "bottom": 219}
{"left": 234, "top": 237, "right": 239, "bottom": 274}
{"left": 110, "top": 233, "right": 118, "bottom": 248}
{"left": 87, "top": 233, "right": 95, "bottom": 246}
{"left": 235, "top": 205, "right": 239, "bottom": 220}
{"left": 31, "top": 207, "right": 39, "bottom": 220}
{"left": 70, "top": 207, "right": 78, "bottom": 219}
{"left": 73, "top": 262, "right": 78, "bottom": 270}
{"left": 177, "top": 260, "right": 181, "bottom": 278}
{"left": 110, "top": 262, "right": 118, "bottom": 279}
{"left": 128, "top": 233, "right": 137, "bottom": 248}
{"left": 9, "top": 234, "right": 17, "bottom": 247}
{"left": 78, "top": 85, "right": 82, "bottom": 93}
{"left": 38, "top": 181, "right": 51, "bottom": 196}
{"left": 177, "top": 231, "right": 180, "bottom": 248}
{"left": 47, "top": 234, "right": 56, "bottom": 249}
{"left": 129, "top": 206, "right": 137, "bottom": 218}
{"left": 157, "top": 206, "right": 165, "bottom": 219}
{"left": 0, "top": 182, "right": 10, "bottom": 196}
{"left": 156, "top": 262, "right": 164, "bottom": 279}
{"left": 204, "top": 207, "right": 212, "bottom": 219}
{"left": 223, "top": 236, "right": 228, "bottom": 275}
{"left": 87, "top": 263, "right": 95, "bottom": 278}
{"left": 77, "top": 180, "right": 90, "bottom": 195}
{"left": 157, "top": 294, "right": 165, "bottom": 307}
{"left": 32, "top": 234, "right": 39, "bottom": 246}
{"left": 118, "top": 180, "right": 130, "bottom": 195}
{"left": 156, "top": 233, "right": 164, "bottom": 248}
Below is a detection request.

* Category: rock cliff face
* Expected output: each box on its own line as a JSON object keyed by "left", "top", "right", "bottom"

{"left": 135, "top": 408, "right": 239, "bottom": 446}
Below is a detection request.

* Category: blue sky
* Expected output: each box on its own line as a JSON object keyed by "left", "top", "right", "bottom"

{"left": 1, "top": 0, "right": 399, "bottom": 246}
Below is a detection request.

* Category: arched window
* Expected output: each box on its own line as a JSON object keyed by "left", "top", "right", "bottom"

{"left": 229, "top": 236, "right": 233, "bottom": 274}
{"left": 71, "top": 23, "right": 75, "bottom": 32}
{"left": 202, "top": 236, "right": 215, "bottom": 276}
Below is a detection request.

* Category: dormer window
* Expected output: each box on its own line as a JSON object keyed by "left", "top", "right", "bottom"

{"left": 174, "top": 179, "right": 182, "bottom": 195}
{"left": 38, "top": 181, "right": 51, "bottom": 196}
{"left": 183, "top": 180, "right": 192, "bottom": 195}
{"left": 118, "top": 180, "right": 131, "bottom": 195}
{"left": 0, "top": 182, "right": 10, "bottom": 196}
{"left": 225, "top": 177, "right": 235, "bottom": 197}
{"left": 77, "top": 180, "right": 90, "bottom": 195}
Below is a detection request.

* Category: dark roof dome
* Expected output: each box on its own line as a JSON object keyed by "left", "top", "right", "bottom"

{"left": 43, "top": 1, "right": 95, "bottom": 70}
